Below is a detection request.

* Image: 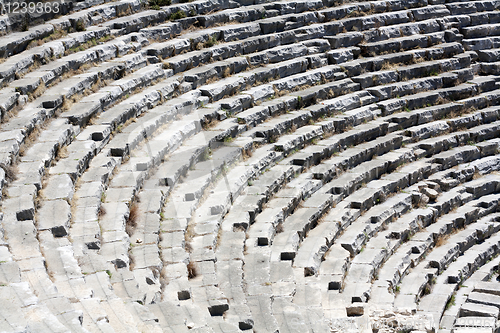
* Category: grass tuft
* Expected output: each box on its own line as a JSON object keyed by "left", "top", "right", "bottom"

{"left": 187, "top": 261, "right": 197, "bottom": 279}
{"left": 0, "top": 163, "right": 17, "bottom": 182}
{"left": 170, "top": 10, "right": 187, "bottom": 21}
{"left": 125, "top": 202, "right": 139, "bottom": 236}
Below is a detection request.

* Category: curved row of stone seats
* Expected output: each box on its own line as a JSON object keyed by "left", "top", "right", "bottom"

{"left": 218, "top": 164, "right": 334, "bottom": 327}
{"left": 0, "top": 3, "right": 378, "bottom": 176}
{"left": 462, "top": 22, "right": 500, "bottom": 39}
{"left": 53, "top": 38, "right": 308, "bottom": 316}
{"left": 95, "top": 33, "right": 376, "bottom": 215}
{"left": 359, "top": 178, "right": 499, "bottom": 325}
{"left": 372, "top": 174, "right": 499, "bottom": 294}
{"left": 234, "top": 141, "right": 418, "bottom": 326}
{"left": 238, "top": 54, "right": 477, "bottom": 151}
{"left": 0, "top": 25, "right": 113, "bottom": 85}
{"left": 204, "top": 0, "right": 430, "bottom": 34}
{"left": 73, "top": 49, "right": 332, "bottom": 296}
{"left": 333, "top": 47, "right": 470, "bottom": 85}
{"left": 89, "top": 44, "right": 348, "bottom": 200}
{"left": 408, "top": 207, "right": 500, "bottom": 325}
{"left": 440, "top": 223, "right": 498, "bottom": 330}
{"left": 198, "top": 58, "right": 335, "bottom": 104}
{"left": 52, "top": 8, "right": 372, "bottom": 141}
{"left": 142, "top": 2, "right": 394, "bottom": 59}
{"left": 3, "top": 129, "right": 165, "bottom": 332}
{"left": 337, "top": 193, "right": 413, "bottom": 295}
{"left": 3, "top": 0, "right": 500, "bottom": 331}
{"left": 68, "top": 98, "right": 208, "bottom": 304}
{"left": 440, "top": 210, "right": 500, "bottom": 280}
{"left": 0, "top": 55, "right": 190, "bottom": 329}
{"left": 372, "top": 70, "right": 497, "bottom": 118}
{"left": 71, "top": 163, "right": 168, "bottom": 331}
{"left": 304, "top": 128, "right": 500, "bottom": 298}
{"left": 0, "top": 0, "right": 342, "bottom": 105}
{"left": 0, "top": 46, "right": 154, "bottom": 167}
{"left": 7, "top": 37, "right": 149, "bottom": 95}
{"left": 139, "top": 57, "right": 380, "bottom": 322}
{"left": 3, "top": 61, "right": 167, "bottom": 191}
{"left": 321, "top": 6, "right": 444, "bottom": 37}
{"left": 0, "top": 0, "right": 468, "bottom": 98}
{"left": 396, "top": 195, "right": 495, "bottom": 283}
{"left": 189, "top": 91, "right": 500, "bottom": 326}
{"left": 213, "top": 168, "right": 305, "bottom": 330}
{"left": 154, "top": 0, "right": 327, "bottom": 32}
{"left": 61, "top": 63, "right": 167, "bottom": 126}
{"left": 151, "top": 147, "right": 293, "bottom": 328}
{"left": 70, "top": 170, "right": 167, "bottom": 332}
{"left": 152, "top": 61, "right": 480, "bottom": 166}
{"left": 1, "top": 199, "right": 90, "bottom": 331}
{"left": 143, "top": 2, "right": 322, "bottom": 48}
{"left": 0, "top": 23, "right": 55, "bottom": 56}
{"left": 0, "top": 0, "right": 244, "bottom": 60}
{"left": 305, "top": 190, "right": 409, "bottom": 280}
{"left": 212, "top": 72, "right": 500, "bottom": 268}
{"left": 0, "top": 0, "right": 460, "bottom": 136}
{"left": 0, "top": 20, "right": 93, "bottom": 59}
{"left": 143, "top": 0, "right": 452, "bottom": 70}
{"left": 0, "top": 4, "right": 200, "bottom": 92}
{"left": 318, "top": 141, "right": 494, "bottom": 274}
{"left": 425, "top": 2, "right": 500, "bottom": 67}
{"left": 353, "top": 51, "right": 467, "bottom": 92}
{"left": 11, "top": 44, "right": 194, "bottom": 174}
{"left": 451, "top": 5, "right": 500, "bottom": 75}
{"left": 101, "top": 0, "right": 253, "bottom": 36}
{"left": 312, "top": 92, "right": 500, "bottom": 182}
{"left": 0, "top": 221, "right": 82, "bottom": 333}
{"left": 0, "top": 0, "right": 145, "bottom": 35}
{"left": 444, "top": 0, "right": 500, "bottom": 15}
{"left": 358, "top": 33, "right": 459, "bottom": 59}
{"left": 5, "top": 0, "right": 492, "bottom": 280}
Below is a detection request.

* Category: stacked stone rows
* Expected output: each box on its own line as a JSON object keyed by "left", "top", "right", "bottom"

{"left": 0, "top": 0, "right": 500, "bottom": 332}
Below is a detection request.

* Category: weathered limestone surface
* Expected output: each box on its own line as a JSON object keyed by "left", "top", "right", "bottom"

{"left": 3, "top": 0, "right": 500, "bottom": 331}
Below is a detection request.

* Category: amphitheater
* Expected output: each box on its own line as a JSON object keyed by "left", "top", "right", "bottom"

{"left": 4, "top": 0, "right": 500, "bottom": 331}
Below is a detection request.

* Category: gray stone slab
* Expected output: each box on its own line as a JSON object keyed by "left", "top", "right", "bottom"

{"left": 474, "top": 282, "right": 500, "bottom": 296}
{"left": 37, "top": 200, "right": 71, "bottom": 237}
{"left": 460, "top": 302, "right": 499, "bottom": 318}
{"left": 42, "top": 174, "right": 74, "bottom": 201}
{"left": 3, "top": 195, "right": 35, "bottom": 221}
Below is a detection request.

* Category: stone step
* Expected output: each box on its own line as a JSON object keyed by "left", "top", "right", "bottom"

{"left": 462, "top": 36, "right": 500, "bottom": 51}
{"left": 462, "top": 23, "right": 500, "bottom": 39}
{"left": 274, "top": 125, "right": 324, "bottom": 154}
{"left": 460, "top": 302, "right": 499, "bottom": 318}
{"left": 148, "top": 301, "right": 212, "bottom": 331}
{"left": 360, "top": 33, "right": 447, "bottom": 58}
{"left": 446, "top": 1, "right": 500, "bottom": 15}
{"left": 271, "top": 65, "right": 343, "bottom": 93}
